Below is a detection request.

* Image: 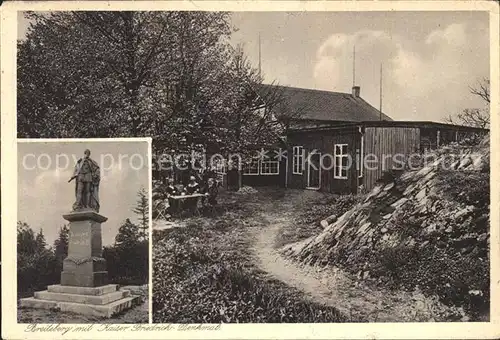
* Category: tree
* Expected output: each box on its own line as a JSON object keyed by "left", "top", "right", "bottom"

{"left": 115, "top": 218, "right": 140, "bottom": 249}
{"left": 17, "top": 221, "right": 58, "bottom": 293}
{"left": 53, "top": 225, "right": 69, "bottom": 262}
{"left": 18, "top": 11, "right": 233, "bottom": 139}
{"left": 446, "top": 78, "right": 490, "bottom": 128}
{"left": 35, "top": 229, "right": 48, "bottom": 253}
{"left": 17, "top": 221, "right": 37, "bottom": 255}
{"left": 108, "top": 218, "right": 148, "bottom": 284}
{"left": 18, "top": 12, "right": 297, "bottom": 159}
{"left": 133, "top": 187, "right": 149, "bottom": 241}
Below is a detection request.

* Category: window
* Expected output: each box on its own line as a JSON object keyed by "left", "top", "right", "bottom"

{"left": 212, "top": 158, "right": 226, "bottom": 175}
{"left": 260, "top": 159, "right": 279, "bottom": 175}
{"left": 334, "top": 144, "right": 348, "bottom": 179}
{"left": 243, "top": 158, "right": 260, "bottom": 175}
{"left": 292, "top": 146, "right": 304, "bottom": 174}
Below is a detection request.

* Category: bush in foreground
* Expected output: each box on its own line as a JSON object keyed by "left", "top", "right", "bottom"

{"left": 153, "top": 225, "right": 347, "bottom": 323}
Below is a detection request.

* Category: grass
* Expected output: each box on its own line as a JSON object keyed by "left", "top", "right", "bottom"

{"left": 275, "top": 193, "right": 362, "bottom": 248}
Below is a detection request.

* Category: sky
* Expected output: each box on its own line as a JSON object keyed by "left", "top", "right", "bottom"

{"left": 18, "top": 11, "right": 489, "bottom": 122}
{"left": 231, "top": 11, "right": 489, "bottom": 121}
{"left": 18, "top": 141, "right": 150, "bottom": 246}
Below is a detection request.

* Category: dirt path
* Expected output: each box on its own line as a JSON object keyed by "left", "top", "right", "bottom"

{"left": 250, "top": 197, "right": 462, "bottom": 322}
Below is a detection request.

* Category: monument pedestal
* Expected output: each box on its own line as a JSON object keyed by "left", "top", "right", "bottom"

{"left": 20, "top": 210, "right": 140, "bottom": 318}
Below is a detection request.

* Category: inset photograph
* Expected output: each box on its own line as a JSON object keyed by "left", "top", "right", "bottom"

{"left": 17, "top": 140, "right": 150, "bottom": 323}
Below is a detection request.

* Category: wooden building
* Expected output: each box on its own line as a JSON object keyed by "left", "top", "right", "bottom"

{"left": 286, "top": 121, "right": 488, "bottom": 194}
{"left": 241, "top": 84, "right": 392, "bottom": 187}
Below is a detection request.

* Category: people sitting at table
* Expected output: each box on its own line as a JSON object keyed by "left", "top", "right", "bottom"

{"left": 164, "top": 178, "right": 178, "bottom": 214}
{"left": 185, "top": 176, "right": 200, "bottom": 194}
{"left": 165, "top": 178, "right": 178, "bottom": 197}
{"left": 183, "top": 176, "right": 200, "bottom": 213}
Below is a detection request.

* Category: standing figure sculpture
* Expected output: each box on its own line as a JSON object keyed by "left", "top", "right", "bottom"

{"left": 69, "top": 149, "right": 100, "bottom": 212}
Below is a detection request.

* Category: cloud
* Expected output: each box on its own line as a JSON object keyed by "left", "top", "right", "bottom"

{"left": 313, "top": 23, "right": 489, "bottom": 121}
{"left": 425, "top": 23, "right": 467, "bottom": 46}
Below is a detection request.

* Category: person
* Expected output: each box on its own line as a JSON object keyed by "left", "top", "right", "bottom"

{"left": 165, "top": 178, "right": 178, "bottom": 197}
{"left": 184, "top": 176, "right": 200, "bottom": 213}
{"left": 165, "top": 178, "right": 178, "bottom": 215}
{"left": 205, "top": 178, "right": 218, "bottom": 206}
{"left": 185, "top": 176, "right": 200, "bottom": 194}
{"left": 202, "top": 166, "right": 216, "bottom": 185}
{"left": 69, "top": 149, "right": 100, "bottom": 212}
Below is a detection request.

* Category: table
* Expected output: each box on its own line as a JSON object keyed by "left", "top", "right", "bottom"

{"left": 169, "top": 193, "right": 207, "bottom": 217}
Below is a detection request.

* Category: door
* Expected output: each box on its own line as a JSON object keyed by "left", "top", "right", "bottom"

{"left": 307, "top": 151, "right": 321, "bottom": 189}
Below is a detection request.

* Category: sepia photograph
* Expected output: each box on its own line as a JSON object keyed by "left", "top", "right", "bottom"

{"left": 7, "top": 2, "right": 496, "bottom": 334}
{"left": 17, "top": 140, "right": 150, "bottom": 323}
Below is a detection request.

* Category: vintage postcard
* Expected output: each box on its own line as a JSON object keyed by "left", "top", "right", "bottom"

{"left": 16, "top": 139, "right": 151, "bottom": 324}
{"left": 1, "top": 1, "right": 499, "bottom": 339}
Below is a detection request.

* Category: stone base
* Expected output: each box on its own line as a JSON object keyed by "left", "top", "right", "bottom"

{"left": 61, "top": 270, "right": 108, "bottom": 287}
{"left": 19, "top": 284, "right": 140, "bottom": 318}
{"left": 47, "top": 284, "right": 118, "bottom": 295}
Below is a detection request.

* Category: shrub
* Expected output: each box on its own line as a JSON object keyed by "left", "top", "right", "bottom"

{"left": 370, "top": 245, "right": 489, "bottom": 319}
{"left": 17, "top": 250, "right": 59, "bottom": 296}
{"left": 104, "top": 240, "right": 149, "bottom": 285}
{"left": 17, "top": 223, "right": 60, "bottom": 296}
{"left": 437, "top": 171, "right": 489, "bottom": 208}
{"left": 153, "top": 223, "right": 348, "bottom": 323}
{"left": 297, "top": 194, "right": 361, "bottom": 226}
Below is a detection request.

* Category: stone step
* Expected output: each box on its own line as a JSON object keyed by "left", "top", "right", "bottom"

{"left": 47, "top": 284, "right": 118, "bottom": 296}
{"left": 20, "top": 295, "right": 140, "bottom": 318}
{"left": 34, "top": 290, "right": 130, "bottom": 305}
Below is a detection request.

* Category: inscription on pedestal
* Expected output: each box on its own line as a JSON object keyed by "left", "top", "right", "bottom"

{"left": 62, "top": 211, "right": 108, "bottom": 287}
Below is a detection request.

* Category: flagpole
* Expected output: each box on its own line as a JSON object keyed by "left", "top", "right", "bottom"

{"left": 379, "top": 63, "right": 383, "bottom": 120}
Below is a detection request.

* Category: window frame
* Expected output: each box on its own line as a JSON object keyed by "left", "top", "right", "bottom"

{"left": 334, "top": 143, "right": 349, "bottom": 180}
{"left": 358, "top": 135, "right": 364, "bottom": 178}
{"left": 292, "top": 146, "right": 304, "bottom": 175}
{"left": 260, "top": 158, "right": 279, "bottom": 175}
{"left": 243, "top": 158, "right": 260, "bottom": 175}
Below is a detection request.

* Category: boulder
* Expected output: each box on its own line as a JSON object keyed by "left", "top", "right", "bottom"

{"left": 457, "top": 156, "right": 472, "bottom": 170}
{"left": 324, "top": 214, "right": 338, "bottom": 225}
{"left": 391, "top": 197, "right": 409, "bottom": 209}
{"left": 416, "top": 166, "right": 433, "bottom": 179}
{"left": 415, "top": 188, "right": 427, "bottom": 202}
{"left": 319, "top": 220, "right": 329, "bottom": 229}
{"left": 382, "top": 213, "right": 392, "bottom": 220}
{"left": 383, "top": 182, "right": 395, "bottom": 191}
{"left": 424, "top": 223, "right": 437, "bottom": 235}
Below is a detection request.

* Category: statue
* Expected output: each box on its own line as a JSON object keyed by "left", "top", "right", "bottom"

{"left": 69, "top": 149, "right": 100, "bottom": 212}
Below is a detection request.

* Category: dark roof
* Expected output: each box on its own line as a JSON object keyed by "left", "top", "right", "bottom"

{"left": 288, "top": 120, "right": 489, "bottom": 134}
{"left": 260, "top": 84, "right": 393, "bottom": 122}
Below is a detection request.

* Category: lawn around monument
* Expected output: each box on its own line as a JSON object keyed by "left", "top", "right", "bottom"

{"left": 17, "top": 286, "right": 149, "bottom": 324}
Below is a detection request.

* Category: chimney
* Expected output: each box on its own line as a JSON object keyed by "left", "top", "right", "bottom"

{"left": 352, "top": 86, "right": 360, "bottom": 98}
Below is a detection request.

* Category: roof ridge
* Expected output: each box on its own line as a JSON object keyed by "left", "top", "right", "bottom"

{"left": 262, "top": 83, "right": 350, "bottom": 96}
{"left": 356, "top": 97, "right": 392, "bottom": 120}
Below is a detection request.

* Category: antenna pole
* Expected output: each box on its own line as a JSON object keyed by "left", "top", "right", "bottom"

{"left": 353, "top": 45, "right": 356, "bottom": 87}
{"left": 379, "top": 63, "right": 383, "bottom": 120}
{"left": 258, "top": 33, "right": 262, "bottom": 80}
